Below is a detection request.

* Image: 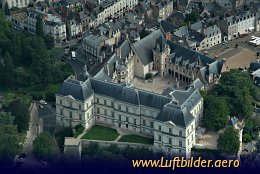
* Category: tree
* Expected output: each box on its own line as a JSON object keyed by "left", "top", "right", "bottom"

{"left": 33, "top": 133, "right": 53, "bottom": 160}
{"left": 36, "top": 15, "right": 44, "bottom": 37}
{"left": 43, "top": 34, "right": 55, "bottom": 50}
{"left": 0, "top": 112, "right": 14, "bottom": 125}
{"left": 203, "top": 95, "right": 229, "bottom": 131}
{"left": 185, "top": 11, "right": 199, "bottom": 23}
{"left": 242, "top": 133, "right": 252, "bottom": 143}
{"left": 7, "top": 99, "right": 30, "bottom": 132}
{"left": 0, "top": 125, "right": 23, "bottom": 163}
{"left": 4, "top": 2, "right": 10, "bottom": 16}
{"left": 217, "top": 127, "right": 240, "bottom": 154}
{"left": 0, "top": 51, "right": 14, "bottom": 87}
{"left": 213, "top": 70, "right": 254, "bottom": 119}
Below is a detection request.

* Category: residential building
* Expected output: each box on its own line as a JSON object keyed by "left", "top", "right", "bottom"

{"left": 66, "top": 12, "right": 83, "bottom": 40}
{"left": 219, "top": 11, "right": 258, "bottom": 41}
{"left": 151, "top": 0, "right": 173, "bottom": 20}
{"left": 190, "top": 21, "right": 222, "bottom": 49}
{"left": 44, "top": 14, "right": 67, "bottom": 42}
{"left": 85, "top": 0, "right": 139, "bottom": 28}
{"left": 2, "top": 0, "right": 30, "bottom": 9}
{"left": 27, "top": 8, "right": 48, "bottom": 34}
{"left": 56, "top": 75, "right": 203, "bottom": 157}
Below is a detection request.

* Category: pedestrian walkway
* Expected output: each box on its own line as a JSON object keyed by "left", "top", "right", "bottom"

{"left": 114, "top": 135, "right": 122, "bottom": 142}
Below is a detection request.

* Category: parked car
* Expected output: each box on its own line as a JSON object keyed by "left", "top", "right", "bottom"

{"left": 19, "top": 153, "right": 27, "bottom": 159}
{"left": 40, "top": 160, "right": 48, "bottom": 166}
{"left": 39, "top": 105, "right": 44, "bottom": 109}
{"left": 39, "top": 100, "right": 47, "bottom": 105}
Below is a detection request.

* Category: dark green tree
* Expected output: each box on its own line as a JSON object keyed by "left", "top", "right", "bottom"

{"left": 33, "top": 133, "right": 53, "bottom": 160}
{"left": 0, "top": 125, "right": 23, "bottom": 164}
{"left": 43, "top": 34, "right": 55, "bottom": 50}
{"left": 203, "top": 95, "right": 229, "bottom": 131}
{"left": 0, "top": 51, "right": 14, "bottom": 87}
{"left": 185, "top": 11, "right": 199, "bottom": 23}
{"left": 0, "top": 112, "right": 14, "bottom": 125}
{"left": 217, "top": 127, "right": 240, "bottom": 154}
{"left": 36, "top": 15, "right": 44, "bottom": 36}
{"left": 7, "top": 99, "right": 30, "bottom": 133}
{"left": 4, "top": 2, "right": 10, "bottom": 16}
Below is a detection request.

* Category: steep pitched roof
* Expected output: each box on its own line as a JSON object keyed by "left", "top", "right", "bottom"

{"left": 132, "top": 29, "right": 164, "bottom": 66}
{"left": 58, "top": 78, "right": 93, "bottom": 100}
{"left": 157, "top": 105, "right": 194, "bottom": 128}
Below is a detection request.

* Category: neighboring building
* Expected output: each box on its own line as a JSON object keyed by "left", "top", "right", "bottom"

{"left": 66, "top": 12, "right": 83, "bottom": 40}
{"left": 2, "top": 0, "right": 30, "bottom": 9}
{"left": 190, "top": 21, "right": 222, "bottom": 49}
{"left": 85, "top": 0, "right": 138, "bottom": 28}
{"left": 151, "top": 0, "right": 173, "bottom": 20}
{"left": 56, "top": 75, "right": 203, "bottom": 157}
{"left": 27, "top": 8, "right": 48, "bottom": 34}
{"left": 44, "top": 14, "right": 67, "bottom": 42}
{"left": 249, "top": 60, "right": 260, "bottom": 86}
{"left": 219, "top": 11, "right": 258, "bottom": 41}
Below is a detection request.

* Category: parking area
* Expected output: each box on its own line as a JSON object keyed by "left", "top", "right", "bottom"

{"left": 221, "top": 48, "right": 258, "bottom": 71}
{"left": 132, "top": 76, "right": 189, "bottom": 94}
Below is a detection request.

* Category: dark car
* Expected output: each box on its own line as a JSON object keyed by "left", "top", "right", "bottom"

{"left": 257, "top": 52, "right": 259, "bottom": 57}
{"left": 19, "top": 153, "right": 28, "bottom": 159}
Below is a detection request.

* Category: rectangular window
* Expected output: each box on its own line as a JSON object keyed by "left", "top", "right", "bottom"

{"left": 104, "top": 99, "right": 107, "bottom": 106}
{"left": 60, "top": 109, "right": 63, "bottom": 115}
{"left": 169, "top": 138, "right": 172, "bottom": 144}
{"left": 169, "top": 128, "right": 172, "bottom": 134}
{"left": 179, "top": 140, "right": 182, "bottom": 147}
{"left": 118, "top": 105, "right": 121, "bottom": 110}
{"left": 79, "top": 114, "right": 82, "bottom": 120}
{"left": 69, "top": 112, "right": 72, "bottom": 118}
{"left": 79, "top": 105, "right": 81, "bottom": 110}
{"left": 97, "top": 98, "right": 99, "bottom": 103}
{"left": 119, "top": 115, "right": 121, "bottom": 121}
{"left": 87, "top": 113, "right": 89, "bottom": 119}
{"left": 150, "top": 122, "right": 153, "bottom": 128}
{"left": 159, "top": 125, "right": 161, "bottom": 131}
{"left": 60, "top": 100, "right": 62, "bottom": 105}
{"left": 69, "top": 102, "right": 72, "bottom": 108}
{"left": 97, "top": 108, "right": 100, "bottom": 114}
{"left": 126, "top": 107, "right": 128, "bottom": 113}
{"left": 143, "top": 120, "right": 146, "bottom": 126}
{"left": 158, "top": 135, "right": 161, "bottom": 141}
{"left": 104, "top": 109, "right": 107, "bottom": 116}
{"left": 126, "top": 124, "right": 128, "bottom": 128}
{"left": 179, "top": 130, "right": 182, "bottom": 136}
{"left": 134, "top": 118, "right": 136, "bottom": 125}
{"left": 126, "top": 117, "right": 128, "bottom": 122}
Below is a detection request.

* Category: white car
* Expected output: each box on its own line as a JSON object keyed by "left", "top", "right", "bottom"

{"left": 39, "top": 100, "right": 47, "bottom": 105}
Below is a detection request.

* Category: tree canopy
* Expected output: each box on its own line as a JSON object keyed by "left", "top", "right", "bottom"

{"left": 0, "top": 112, "right": 14, "bottom": 125}
{"left": 217, "top": 127, "right": 240, "bottom": 154}
{"left": 7, "top": 99, "right": 30, "bottom": 133}
{"left": 212, "top": 70, "right": 254, "bottom": 119}
{"left": 33, "top": 133, "right": 54, "bottom": 160}
{"left": 0, "top": 125, "right": 23, "bottom": 163}
{"left": 203, "top": 95, "right": 229, "bottom": 131}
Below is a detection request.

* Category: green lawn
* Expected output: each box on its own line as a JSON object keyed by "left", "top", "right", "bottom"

{"left": 81, "top": 125, "right": 119, "bottom": 141}
{"left": 118, "top": 134, "right": 154, "bottom": 145}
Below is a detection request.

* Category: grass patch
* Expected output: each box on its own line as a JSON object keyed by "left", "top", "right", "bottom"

{"left": 81, "top": 125, "right": 119, "bottom": 141}
{"left": 118, "top": 134, "right": 154, "bottom": 145}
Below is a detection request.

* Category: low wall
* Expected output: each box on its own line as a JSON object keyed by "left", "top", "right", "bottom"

{"left": 81, "top": 139, "right": 158, "bottom": 152}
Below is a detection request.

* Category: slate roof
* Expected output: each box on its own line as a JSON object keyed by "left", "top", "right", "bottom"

{"left": 167, "top": 41, "right": 215, "bottom": 67}
{"left": 58, "top": 78, "right": 93, "bottom": 101}
{"left": 157, "top": 105, "right": 194, "bottom": 128}
{"left": 160, "top": 20, "right": 178, "bottom": 33}
{"left": 249, "top": 61, "right": 260, "bottom": 72}
{"left": 58, "top": 75, "right": 202, "bottom": 128}
{"left": 132, "top": 29, "right": 164, "bottom": 66}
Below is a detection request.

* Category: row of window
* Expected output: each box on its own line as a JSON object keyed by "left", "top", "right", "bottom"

{"left": 157, "top": 135, "right": 183, "bottom": 147}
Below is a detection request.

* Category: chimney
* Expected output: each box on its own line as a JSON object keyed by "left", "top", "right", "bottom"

{"left": 165, "top": 32, "right": 171, "bottom": 41}
{"left": 115, "top": 48, "right": 121, "bottom": 58}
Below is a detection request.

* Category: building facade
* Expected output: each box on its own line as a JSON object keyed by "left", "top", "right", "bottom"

{"left": 56, "top": 76, "right": 203, "bottom": 157}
